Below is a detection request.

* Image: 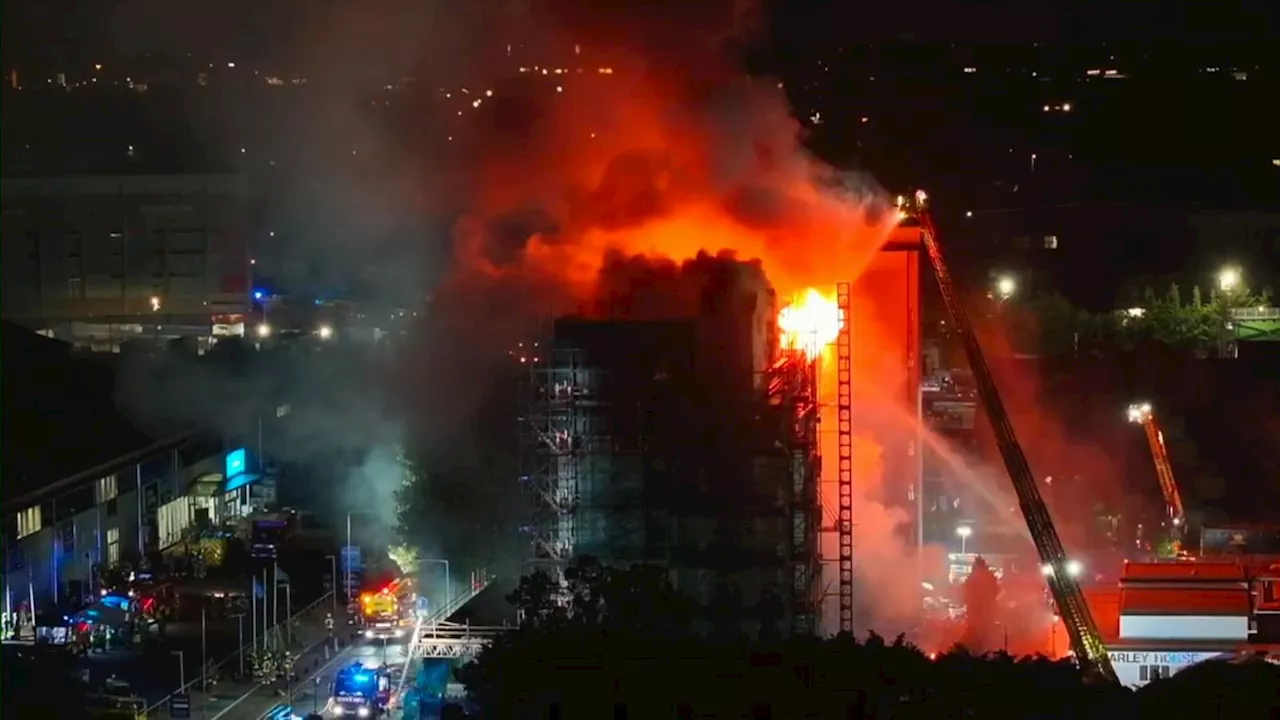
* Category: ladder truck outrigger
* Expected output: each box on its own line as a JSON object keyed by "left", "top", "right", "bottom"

{"left": 1127, "top": 402, "right": 1187, "bottom": 555}
{"left": 899, "top": 191, "right": 1119, "bottom": 683}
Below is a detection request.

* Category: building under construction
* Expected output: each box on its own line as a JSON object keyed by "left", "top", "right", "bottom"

{"left": 519, "top": 263, "right": 822, "bottom": 637}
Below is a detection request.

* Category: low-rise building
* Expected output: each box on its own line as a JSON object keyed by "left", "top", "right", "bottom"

{"left": 2, "top": 432, "right": 277, "bottom": 616}
{"left": 1105, "top": 562, "right": 1252, "bottom": 687}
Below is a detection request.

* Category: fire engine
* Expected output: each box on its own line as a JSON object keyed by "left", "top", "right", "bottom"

{"left": 331, "top": 661, "right": 392, "bottom": 717}
{"left": 358, "top": 577, "right": 413, "bottom": 640}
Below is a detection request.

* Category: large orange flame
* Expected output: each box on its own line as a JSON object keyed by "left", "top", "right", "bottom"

{"left": 778, "top": 288, "right": 843, "bottom": 360}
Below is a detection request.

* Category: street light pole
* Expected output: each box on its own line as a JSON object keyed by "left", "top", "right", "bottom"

{"left": 345, "top": 513, "right": 353, "bottom": 603}
{"left": 201, "top": 605, "right": 208, "bottom": 694}
{"left": 284, "top": 583, "right": 293, "bottom": 647}
{"left": 325, "top": 554, "right": 337, "bottom": 613}
{"left": 237, "top": 613, "right": 245, "bottom": 677}
{"left": 172, "top": 650, "right": 185, "bottom": 690}
{"left": 424, "top": 558, "right": 451, "bottom": 614}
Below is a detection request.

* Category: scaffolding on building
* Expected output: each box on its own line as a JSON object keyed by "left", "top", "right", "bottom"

{"left": 763, "top": 349, "right": 822, "bottom": 636}
{"left": 518, "top": 319, "right": 823, "bottom": 636}
{"left": 519, "top": 347, "right": 596, "bottom": 580}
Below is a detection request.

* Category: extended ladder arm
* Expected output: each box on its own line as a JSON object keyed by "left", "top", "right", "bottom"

{"left": 1128, "top": 404, "right": 1186, "bottom": 528}
{"left": 906, "top": 196, "right": 1117, "bottom": 682}
{"left": 1150, "top": 425, "right": 1186, "bottom": 523}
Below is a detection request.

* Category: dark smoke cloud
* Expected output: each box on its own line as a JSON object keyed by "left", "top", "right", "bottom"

{"left": 109, "top": 0, "right": 923, "bottom": 635}
{"left": 589, "top": 250, "right": 770, "bottom": 321}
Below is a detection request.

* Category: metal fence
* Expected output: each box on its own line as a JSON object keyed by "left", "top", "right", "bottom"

{"left": 144, "top": 590, "right": 335, "bottom": 714}
{"left": 1231, "top": 307, "right": 1280, "bottom": 320}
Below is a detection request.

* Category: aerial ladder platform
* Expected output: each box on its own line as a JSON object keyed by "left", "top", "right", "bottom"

{"left": 1127, "top": 403, "right": 1187, "bottom": 550}
{"left": 900, "top": 192, "right": 1118, "bottom": 683}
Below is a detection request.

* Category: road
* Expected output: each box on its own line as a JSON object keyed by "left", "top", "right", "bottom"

{"left": 175, "top": 567, "right": 497, "bottom": 719}
{"left": 214, "top": 635, "right": 412, "bottom": 719}
{"left": 145, "top": 599, "right": 339, "bottom": 719}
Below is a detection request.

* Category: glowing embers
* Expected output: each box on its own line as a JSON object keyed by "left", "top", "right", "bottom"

{"left": 778, "top": 287, "right": 843, "bottom": 360}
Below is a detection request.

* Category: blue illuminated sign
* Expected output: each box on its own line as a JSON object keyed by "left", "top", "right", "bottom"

{"left": 225, "top": 448, "right": 247, "bottom": 478}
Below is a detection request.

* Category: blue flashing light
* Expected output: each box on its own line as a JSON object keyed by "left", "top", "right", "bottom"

{"left": 254, "top": 290, "right": 265, "bottom": 301}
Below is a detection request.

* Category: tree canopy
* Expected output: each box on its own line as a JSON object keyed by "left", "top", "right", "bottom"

{"left": 453, "top": 557, "right": 1278, "bottom": 719}
{"left": 1002, "top": 281, "right": 1271, "bottom": 357}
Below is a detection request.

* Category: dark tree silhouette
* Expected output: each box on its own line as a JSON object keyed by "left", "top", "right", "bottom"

{"left": 1138, "top": 658, "right": 1280, "bottom": 718}
{"left": 962, "top": 556, "right": 1002, "bottom": 652}
{"left": 455, "top": 557, "right": 1274, "bottom": 719}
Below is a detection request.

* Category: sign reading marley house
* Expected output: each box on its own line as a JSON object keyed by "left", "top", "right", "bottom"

{"left": 1109, "top": 651, "right": 1212, "bottom": 666}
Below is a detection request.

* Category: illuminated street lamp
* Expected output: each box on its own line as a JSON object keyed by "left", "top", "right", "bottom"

{"left": 317, "top": 325, "right": 334, "bottom": 340}
{"left": 956, "top": 525, "right": 973, "bottom": 555}
{"left": 1218, "top": 266, "right": 1241, "bottom": 292}
{"left": 1216, "top": 266, "right": 1242, "bottom": 358}
{"left": 995, "top": 275, "right": 1016, "bottom": 301}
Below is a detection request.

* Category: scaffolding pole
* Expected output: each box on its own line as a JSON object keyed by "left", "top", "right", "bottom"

{"left": 836, "top": 282, "right": 854, "bottom": 635}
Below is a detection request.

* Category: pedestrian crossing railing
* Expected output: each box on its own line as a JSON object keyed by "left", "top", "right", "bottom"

{"left": 411, "top": 624, "right": 505, "bottom": 658}
{"left": 395, "top": 569, "right": 496, "bottom": 693}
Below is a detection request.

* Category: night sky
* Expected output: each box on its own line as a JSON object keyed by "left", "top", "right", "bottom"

{"left": 5, "top": 0, "right": 1278, "bottom": 69}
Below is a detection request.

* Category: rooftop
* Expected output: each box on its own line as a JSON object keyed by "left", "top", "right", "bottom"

{"left": 1122, "top": 562, "right": 1249, "bottom": 582}
{"left": 1, "top": 323, "right": 157, "bottom": 506}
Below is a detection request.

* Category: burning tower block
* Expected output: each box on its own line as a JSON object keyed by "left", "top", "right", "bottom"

{"left": 521, "top": 254, "right": 821, "bottom": 638}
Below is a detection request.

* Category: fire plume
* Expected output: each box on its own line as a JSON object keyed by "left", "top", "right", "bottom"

{"left": 428, "top": 33, "right": 931, "bottom": 636}
{"left": 779, "top": 288, "right": 842, "bottom": 360}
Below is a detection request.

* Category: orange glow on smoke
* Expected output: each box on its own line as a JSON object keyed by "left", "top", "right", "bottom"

{"left": 449, "top": 73, "right": 903, "bottom": 310}
{"left": 779, "top": 288, "right": 843, "bottom": 360}
{"left": 441, "top": 60, "right": 924, "bottom": 633}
